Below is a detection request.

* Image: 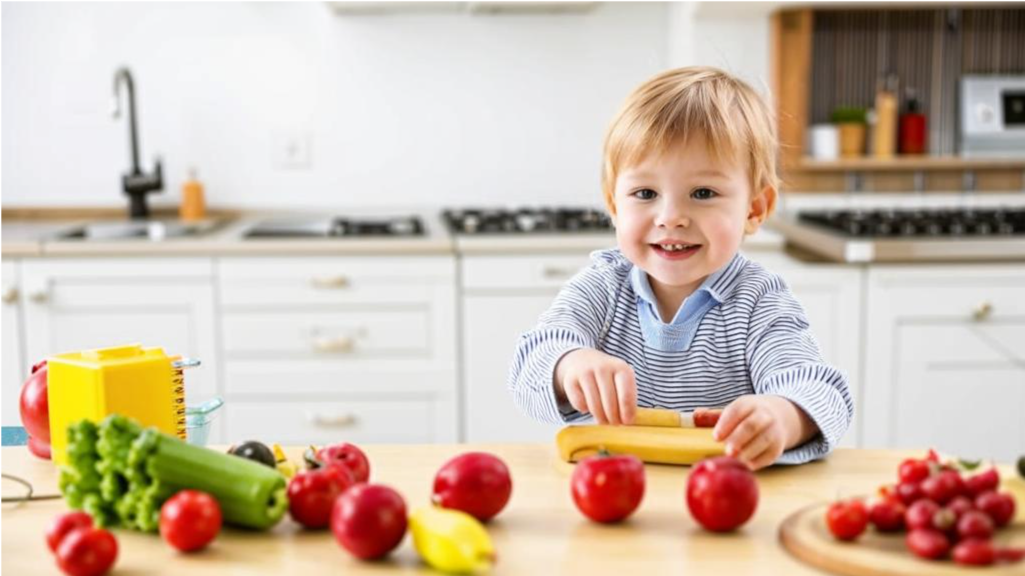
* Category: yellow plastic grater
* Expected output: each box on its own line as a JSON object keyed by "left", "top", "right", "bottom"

{"left": 47, "top": 344, "right": 187, "bottom": 465}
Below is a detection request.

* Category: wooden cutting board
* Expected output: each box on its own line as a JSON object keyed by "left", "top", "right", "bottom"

{"left": 779, "top": 469, "right": 1025, "bottom": 576}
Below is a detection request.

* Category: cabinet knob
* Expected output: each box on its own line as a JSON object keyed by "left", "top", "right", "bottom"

{"left": 307, "top": 412, "right": 357, "bottom": 428}
{"left": 1, "top": 287, "right": 17, "bottom": 304}
{"left": 313, "top": 336, "right": 355, "bottom": 353}
{"left": 542, "top": 267, "right": 574, "bottom": 280}
{"left": 311, "top": 275, "right": 350, "bottom": 289}
{"left": 972, "top": 301, "right": 993, "bottom": 321}
{"left": 29, "top": 290, "right": 48, "bottom": 304}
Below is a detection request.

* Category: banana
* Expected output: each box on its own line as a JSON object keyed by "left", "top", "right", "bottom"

{"left": 410, "top": 506, "right": 495, "bottom": 574}
{"left": 272, "top": 443, "right": 297, "bottom": 479}
{"left": 556, "top": 425, "right": 724, "bottom": 465}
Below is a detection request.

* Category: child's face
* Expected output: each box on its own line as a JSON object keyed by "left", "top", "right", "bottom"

{"left": 611, "top": 134, "right": 773, "bottom": 302}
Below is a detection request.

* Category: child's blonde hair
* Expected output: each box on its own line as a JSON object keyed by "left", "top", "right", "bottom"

{"left": 601, "top": 66, "right": 780, "bottom": 215}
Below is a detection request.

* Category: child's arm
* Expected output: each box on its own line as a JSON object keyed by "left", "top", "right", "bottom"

{"left": 720, "top": 289, "right": 854, "bottom": 468}
{"left": 508, "top": 260, "right": 622, "bottom": 425}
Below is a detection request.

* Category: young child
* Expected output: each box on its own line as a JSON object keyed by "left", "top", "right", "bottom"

{"left": 508, "top": 67, "right": 853, "bottom": 470}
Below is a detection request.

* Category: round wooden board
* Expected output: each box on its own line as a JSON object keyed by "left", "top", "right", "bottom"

{"left": 779, "top": 499, "right": 1025, "bottom": 576}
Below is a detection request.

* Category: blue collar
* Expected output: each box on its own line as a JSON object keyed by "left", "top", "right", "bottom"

{"left": 629, "top": 253, "right": 747, "bottom": 351}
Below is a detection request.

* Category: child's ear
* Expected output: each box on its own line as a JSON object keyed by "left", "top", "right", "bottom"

{"left": 744, "top": 185, "right": 777, "bottom": 234}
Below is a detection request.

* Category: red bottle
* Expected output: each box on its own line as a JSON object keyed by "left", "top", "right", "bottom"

{"left": 899, "top": 94, "right": 927, "bottom": 155}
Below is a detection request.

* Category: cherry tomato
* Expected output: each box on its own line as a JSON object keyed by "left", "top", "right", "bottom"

{"left": 572, "top": 453, "right": 645, "bottom": 524}
{"left": 686, "top": 456, "right": 758, "bottom": 532}
{"left": 826, "top": 499, "right": 869, "bottom": 540}
{"left": 975, "top": 491, "right": 1016, "bottom": 527}
{"left": 895, "top": 481, "right": 924, "bottom": 505}
{"left": 288, "top": 464, "right": 355, "bottom": 529}
{"left": 432, "top": 452, "right": 513, "bottom": 522}
{"left": 952, "top": 538, "right": 996, "bottom": 566}
{"left": 868, "top": 499, "right": 905, "bottom": 532}
{"left": 964, "top": 468, "right": 999, "bottom": 498}
{"left": 957, "top": 510, "right": 995, "bottom": 541}
{"left": 55, "top": 527, "right": 117, "bottom": 576}
{"left": 897, "top": 458, "right": 930, "bottom": 484}
{"left": 920, "top": 470, "right": 964, "bottom": 505}
{"left": 905, "top": 499, "right": 940, "bottom": 531}
{"left": 316, "top": 443, "right": 371, "bottom": 484}
{"left": 159, "top": 490, "right": 222, "bottom": 552}
{"left": 905, "top": 528, "right": 950, "bottom": 560}
{"left": 46, "top": 512, "right": 94, "bottom": 553}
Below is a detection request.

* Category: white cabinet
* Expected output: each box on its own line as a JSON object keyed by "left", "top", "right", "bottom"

{"left": 19, "top": 258, "right": 221, "bottom": 435}
{"left": 462, "top": 254, "right": 592, "bottom": 443}
{"left": 2, "top": 259, "right": 26, "bottom": 427}
{"left": 216, "top": 256, "right": 459, "bottom": 444}
{"left": 745, "top": 251, "right": 864, "bottom": 448}
{"left": 862, "top": 265, "right": 1025, "bottom": 462}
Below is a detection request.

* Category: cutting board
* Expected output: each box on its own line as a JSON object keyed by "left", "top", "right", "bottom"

{"left": 779, "top": 469, "right": 1025, "bottom": 576}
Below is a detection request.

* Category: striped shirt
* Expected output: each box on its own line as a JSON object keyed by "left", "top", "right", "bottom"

{"left": 508, "top": 248, "right": 854, "bottom": 465}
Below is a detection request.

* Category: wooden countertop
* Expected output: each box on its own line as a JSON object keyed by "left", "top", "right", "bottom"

{"left": 1, "top": 445, "right": 1019, "bottom": 575}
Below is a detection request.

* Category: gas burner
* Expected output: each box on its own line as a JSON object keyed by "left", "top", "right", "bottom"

{"left": 797, "top": 208, "right": 1025, "bottom": 238}
{"left": 244, "top": 216, "right": 425, "bottom": 238}
{"left": 442, "top": 208, "right": 613, "bottom": 235}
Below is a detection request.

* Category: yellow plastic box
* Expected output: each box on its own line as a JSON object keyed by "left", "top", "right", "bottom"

{"left": 47, "top": 344, "right": 185, "bottom": 465}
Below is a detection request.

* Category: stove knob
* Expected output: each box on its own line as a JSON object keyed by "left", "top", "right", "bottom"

{"left": 517, "top": 214, "right": 538, "bottom": 232}
{"left": 463, "top": 215, "right": 480, "bottom": 233}
{"left": 390, "top": 219, "right": 415, "bottom": 235}
{"left": 949, "top": 222, "right": 965, "bottom": 235}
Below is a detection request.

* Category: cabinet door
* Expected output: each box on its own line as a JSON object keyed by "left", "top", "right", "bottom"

{"left": 463, "top": 294, "right": 565, "bottom": 443}
{"left": 863, "top": 266, "right": 1025, "bottom": 462}
{"left": 20, "top": 259, "right": 220, "bottom": 408}
{"left": 744, "top": 252, "right": 864, "bottom": 448}
{"left": 2, "top": 259, "right": 25, "bottom": 427}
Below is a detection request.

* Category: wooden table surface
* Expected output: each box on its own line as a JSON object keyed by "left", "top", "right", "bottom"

{"left": 1, "top": 445, "right": 1018, "bottom": 575}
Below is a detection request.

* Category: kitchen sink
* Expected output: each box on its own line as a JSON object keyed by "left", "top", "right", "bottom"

{"left": 52, "top": 219, "right": 225, "bottom": 242}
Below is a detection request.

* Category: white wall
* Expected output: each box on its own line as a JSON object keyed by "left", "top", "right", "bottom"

{"left": 2, "top": 2, "right": 669, "bottom": 210}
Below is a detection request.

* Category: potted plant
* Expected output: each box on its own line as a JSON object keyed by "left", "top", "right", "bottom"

{"left": 831, "top": 106, "right": 867, "bottom": 158}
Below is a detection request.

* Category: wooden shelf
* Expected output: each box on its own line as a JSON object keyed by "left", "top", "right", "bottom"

{"left": 797, "top": 156, "right": 1025, "bottom": 172}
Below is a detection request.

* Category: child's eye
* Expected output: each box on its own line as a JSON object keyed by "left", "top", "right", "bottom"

{"left": 692, "top": 188, "right": 718, "bottom": 200}
{"left": 632, "top": 188, "right": 657, "bottom": 200}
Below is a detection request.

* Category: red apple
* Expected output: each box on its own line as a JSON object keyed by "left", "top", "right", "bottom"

{"left": 686, "top": 456, "right": 759, "bottom": 532}
{"left": 317, "top": 443, "right": 370, "bottom": 484}
{"left": 331, "top": 483, "right": 407, "bottom": 560}
{"left": 570, "top": 452, "right": 645, "bottom": 523}
{"left": 432, "top": 452, "right": 512, "bottom": 522}
{"left": 20, "top": 360, "right": 51, "bottom": 459}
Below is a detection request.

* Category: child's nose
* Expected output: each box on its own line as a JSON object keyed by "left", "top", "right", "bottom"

{"left": 655, "top": 202, "right": 691, "bottom": 228}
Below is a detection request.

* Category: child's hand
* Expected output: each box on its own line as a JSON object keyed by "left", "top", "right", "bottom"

{"left": 712, "top": 395, "right": 816, "bottom": 470}
{"left": 554, "top": 349, "right": 637, "bottom": 425}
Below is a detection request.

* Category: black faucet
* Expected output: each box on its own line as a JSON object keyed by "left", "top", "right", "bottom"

{"left": 113, "top": 67, "right": 162, "bottom": 219}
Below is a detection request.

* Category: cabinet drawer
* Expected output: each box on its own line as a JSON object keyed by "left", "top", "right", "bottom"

{"left": 217, "top": 257, "right": 453, "bottom": 306}
{"left": 225, "top": 398, "right": 437, "bottom": 445}
{"left": 222, "top": 308, "right": 430, "bottom": 357}
{"left": 462, "top": 255, "right": 593, "bottom": 290}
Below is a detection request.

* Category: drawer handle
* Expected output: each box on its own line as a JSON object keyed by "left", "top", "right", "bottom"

{"left": 972, "top": 301, "right": 993, "bottom": 322}
{"left": 29, "top": 289, "right": 48, "bottom": 304}
{"left": 311, "top": 275, "right": 350, "bottom": 289}
{"left": 542, "top": 267, "right": 574, "bottom": 280}
{"left": 307, "top": 412, "right": 358, "bottom": 428}
{"left": 313, "top": 336, "right": 355, "bottom": 353}
{"left": 1, "top": 287, "right": 17, "bottom": 304}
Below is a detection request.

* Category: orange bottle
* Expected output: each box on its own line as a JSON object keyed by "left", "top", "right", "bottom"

{"left": 179, "top": 168, "right": 206, "bottom": 222}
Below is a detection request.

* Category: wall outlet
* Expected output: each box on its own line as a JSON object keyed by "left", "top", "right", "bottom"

{"left": 273, "top": 132, "right": 312, "bottom": 169}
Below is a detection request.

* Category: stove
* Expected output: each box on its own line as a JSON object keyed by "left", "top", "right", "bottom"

{"left": 244, "top": 216, "right": 425, "bottom": 238}
{"left": 773, "top": 207, "right": 1025, "bottom": 262}
{"left": 798, "top": 208, "right": 1025, "bottom": 238}
{"left": 442, "top": 208, "right": 612, "bottom": 235}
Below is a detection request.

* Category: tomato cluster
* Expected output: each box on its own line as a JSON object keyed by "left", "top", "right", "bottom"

{"left": 45, "top": 512, "right": 117, "bottom": 576}
{"left": 826, "top": 450, "right": 1024, "bottom": 567}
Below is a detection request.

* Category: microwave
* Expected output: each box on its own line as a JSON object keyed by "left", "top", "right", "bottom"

{"left": 960, "top": 75, "right": 1025, "bottom": 157}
